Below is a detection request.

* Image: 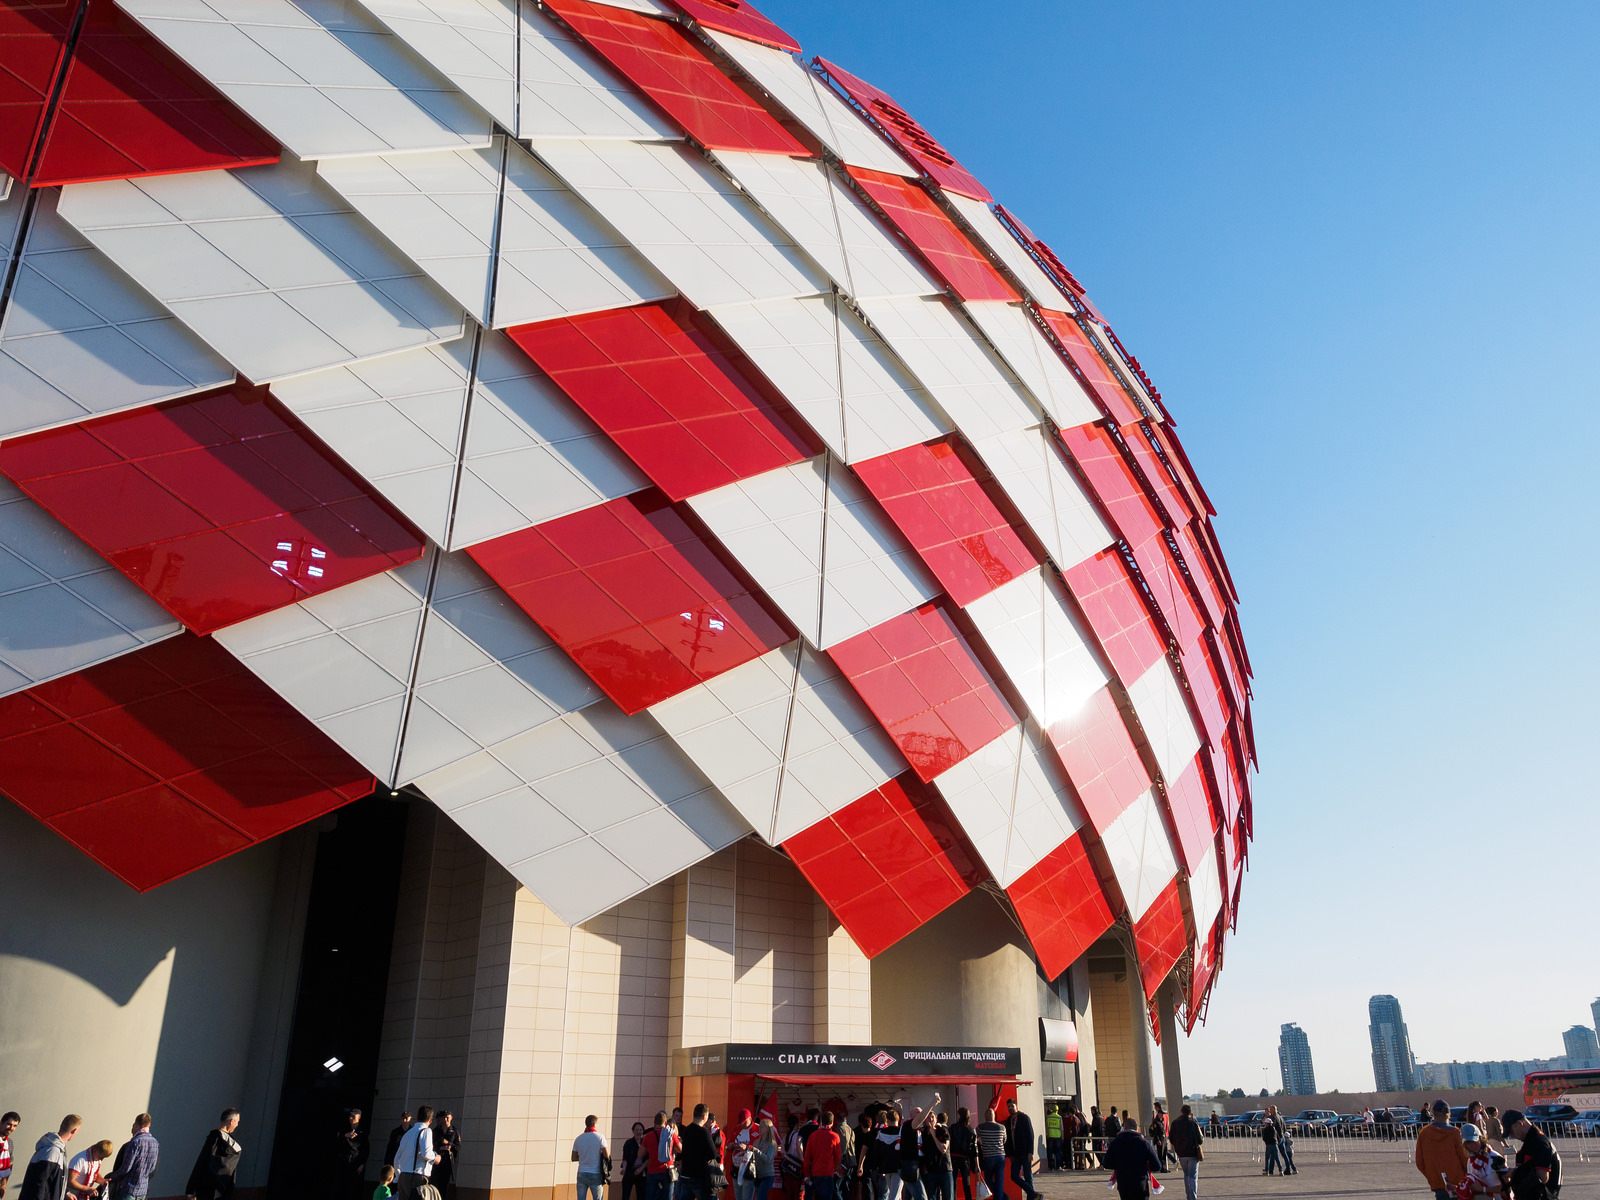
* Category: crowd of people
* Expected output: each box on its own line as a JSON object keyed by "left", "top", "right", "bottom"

{"left": 1413, "top": 1101, "right": 1562, "bottom": 1200}
{"left": 574, "top": 1098, "right": 1206, "bottom": 1200}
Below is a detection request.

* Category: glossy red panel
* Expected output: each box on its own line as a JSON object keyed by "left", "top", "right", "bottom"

{"left": 506, "top": 302, "right": 815, "bottom": 501}
{"left": 1173, "top": 520, "right": 1230, "bottom": 632}
{"left": 465, "top": 493, "right": 790, "bottom": 713}
{"left": 29, "top": 0, "right": 277, "bottom": 187}
{"left": 1057, "top": 423, "right": 1162, "bottom": 549}
{"left": 1042, "top": 684, "right": 1149, "bottom": 835}
{"left": 1124, "top": 423, "right": 1190, "bottom": 524}
{"left": 1180, "top": 630, "right": 1231, "bottom": 751}
{"left": 1163, "top": 755, "right": 1217, "bottom": 875}
{"left": 853, "top": 438, "right": 1036, "bottom": 606}
{"left": 1183, "top": 913, "right": 1221, "bottom": 1033}
{"left": 0, "top": 383, "right": 426, "bottom": 634}
{"left": 846, "top": 167, "right": 1017, "bottom": 302}
{"left": 829, "top": 601, "right": 1018, "bottom": 782}
{"left": 664, "top": 0, "right": 798, "bottom": 52}
{"left": 1129, "top": 531, "right": 1205, "bottom": 653}
{"left": 991, "top": 204, "right": 1094, "bottom": 313}
{"left": 1103, "top": 326, "right": 1166, "bottom": 417}
{"left": 784, "top": 774, "right": 983, "bottom": 958}
{"left": 1148, "top": 418, "right": 1216, "bottom": 521}
{"left": 542, "top": 0, "right": 807, "bottom": 154}
{"left": 1062, "top": 548, "right": 1167, "bottom": 684}
{"left": 1132, "top": 878, "right": 1186, "bottom": 1000}
{"left": 0, "top": 0, "right": 75, "bottom": 179}
{"left": 0, "top": 634, "right": 373, "bottom": 890}
{"left": 1006, "top": 832, "right": 1114, "bottom": 981}
{"left": 814, "top": 57, "right": 990, "bottom": 201}
{"left": 1037, "top": 309, "right": 1141, "bottom": 427}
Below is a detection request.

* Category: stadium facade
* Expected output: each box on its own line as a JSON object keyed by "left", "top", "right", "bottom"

{"left": 0, "top": 1, "right": 1254, "bottom": 1196}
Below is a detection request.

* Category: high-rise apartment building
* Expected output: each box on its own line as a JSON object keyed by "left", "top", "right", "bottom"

{"left": 1563, "top": 1024, "right": 1600, "bottom": 1067}
{"left": 1278, "top": 1023, "right": 1318, "bottom": 1095}
{"left": 1592, "top": 997, "right": 1600, "bottom": 1043}
{"left": 1370, "top": 994, "right": 1418, "bottom": 1091}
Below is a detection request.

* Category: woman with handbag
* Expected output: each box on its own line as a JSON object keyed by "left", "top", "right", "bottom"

{"left": 184, "top": 1109, "right": 242, "bottom": 1200}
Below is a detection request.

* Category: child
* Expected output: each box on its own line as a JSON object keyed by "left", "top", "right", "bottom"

{"left": 1454, "top": 1126, "right": 1505, "bottom": 1199}
{"left": 373, "top": 1164, "right": 397, "bottom": 1200}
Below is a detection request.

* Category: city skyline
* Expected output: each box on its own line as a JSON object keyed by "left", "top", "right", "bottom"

{"left": 1278, "top": 1023, "right": 1317, "bottom": 1095}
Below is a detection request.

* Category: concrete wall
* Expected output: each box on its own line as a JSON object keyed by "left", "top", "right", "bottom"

{"left": 0, "top": 802, "right": 313, "bottom": 1194}
{"left": 1214, "top": 1085, "right": 1524, "bottom": 1116}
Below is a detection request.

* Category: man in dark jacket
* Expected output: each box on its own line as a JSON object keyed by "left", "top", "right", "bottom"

{"left": 1167, "top": 1106, "right": 1204, "bottom": 1200}
{"left": 678, "top": 1106, "right": 716, "bottom": 1200}
{"left": 184, "top": 1109, "right": 242, "bottom": 1200}
{"left": 1002, "top": 1102, "right": 1038, "bottom": 1200}
{"left": 1089, "top": 1108, "right": 1105, "bottom": 1169}
{"left": 1503, "top": 1111, "right": 1561, "bottom": 1200}
{"left": 1259, "top": 1107, "right": 1284, "bottom": 1177}
{"left": 1103, "top": 1118, "right": 1160, "bottom": 1200}
{"left": 948, "top": 1110, "right": 976, "bottom": 1200}
{"left": 19, "top": 1117, "right": 79, "bottom": 1200}
{"left": 383, "top": 1113, "right": 413, "bottom": 1180}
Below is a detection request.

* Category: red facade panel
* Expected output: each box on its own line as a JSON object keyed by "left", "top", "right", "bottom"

{"left": 1037, "top": 310, "right": 1141, "bottom": 427}
{"left": 1132, "top": 878, "right": 1187, "bottom": 1000}
{"left": 30, "top": 0, "right": 278, "bottom": 187}
{"left": 465, "top": 493, "right": 790, "bottom": 714}
{"left": 1163, "top": 756, "right": 1217, "bottom": 876}
{"left": 1057, "top": 423, "right": 1163, "bottom": 550}
{"left": 507, "top": 302, "right": 815, "bottom": 502}
{"left": 1042, "top": 684, "right": 1150, "bottom": 835}
{"left": 0, "top": 0, "right": 73, "bottom": 179}
{"left": 1173, "top": 520, "right": 1230, "bottom": 633}
{"left": 0, "top": 634, "right": 373, "bottom": 890}
{"left": 1006, "top": 833, "right": 1114, "bottom": 981}
{"left": 0, "top": 384, "right": 426, "bottom": 634}
{"left": 784, "top": 774, "right": 982, "bottom": 958}
{"left": 829, "top": 602, "right": 1018, "bottom": 783}
{"left": 1181, "top": 630, "right": 1232, "bottom": 751}
{"left": 846, "top": 167, "right": 1018, "bottom": 302}
{"left": 542, "top": 0, "right": 807, "bottom": 154}
{"left": 663, "top": 0, "right": 799, "bottom": 52}
{"left": 1124, "top": 423, "right": 1190, "bottom": 525}
{"left": 1128, "top": 531, "right": 1205, "bottom": 654}
{"left": 853, "top": 438, "right": 1036, "bottom": 606}
{"left": 814, "top": 57, "right": 990, "bottom": 201}
{"left": 1061, "top": 548, "right": 1167, "bottom": 684}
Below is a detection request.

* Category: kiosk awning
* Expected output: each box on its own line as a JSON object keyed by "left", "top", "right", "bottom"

{"left": 757, "top": 1073, "right": 1031, "bottom": 1086}
{"left": 674, "top": 1042, "right": 1025, "bottom": 1081}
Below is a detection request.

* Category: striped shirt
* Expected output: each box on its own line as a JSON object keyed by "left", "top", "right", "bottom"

{"left": 976, "top": 1122, "right": 1006, "bottom": 1160}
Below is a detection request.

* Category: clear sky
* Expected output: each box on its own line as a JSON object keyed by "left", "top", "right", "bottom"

{"left": 763, "top": 0, "right": 1600, "bottom": 1092}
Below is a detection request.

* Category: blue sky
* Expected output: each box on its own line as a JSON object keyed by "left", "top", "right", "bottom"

{"left": 764, "top": 1, "right": 1600, "bottom": 1091}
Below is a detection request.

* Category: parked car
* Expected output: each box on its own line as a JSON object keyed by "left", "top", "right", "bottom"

{"left": 1525, "top": 1103, "right": 1578, "bottom": 1132}
{"left": 1225, "top": 1111, "right": 1265, "bottom": 1134}
{"left": 1287, "top": 1110, "right": 1338, "bottom": 1134}
{"left": 1386, "top": 1107, "right": 1421, "bottom": 1127}
{"left": 1334, "top": 1114, "right": 1369, "bottom": 1136}
{"left": 1450, "top": 1106, "right": 1471, "bottom": 1125}
{"left": 1569, "top": 1110, "right": 1600, "bottom": 1135}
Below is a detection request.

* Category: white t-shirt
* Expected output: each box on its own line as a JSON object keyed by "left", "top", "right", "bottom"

{"left": 68, "top": 1151, "right": 104, "bottom": 1191}
{"left": 574, "top": 1130, "right": 609, "bottom": 1175}
{"left": 395, "top": 1125, "right": 435, "bottom": 1177}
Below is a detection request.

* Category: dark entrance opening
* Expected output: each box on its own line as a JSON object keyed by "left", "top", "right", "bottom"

{"left": 267, "top": 794, "right": 405, "bottom": 1198}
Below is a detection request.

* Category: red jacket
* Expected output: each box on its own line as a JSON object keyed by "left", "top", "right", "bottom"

{"left": 644, "top": 1128, "right": 681, "bottom": 1176}
{"left": 801, "top": 1129, "right": 841, "bottom": 1179}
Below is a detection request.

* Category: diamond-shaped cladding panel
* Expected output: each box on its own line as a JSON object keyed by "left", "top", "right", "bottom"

{"left": 0, "top": 384, "right": 426, "bottom": 635}
{"left": 0, "top": 633, "right": 372, "bottom": 890}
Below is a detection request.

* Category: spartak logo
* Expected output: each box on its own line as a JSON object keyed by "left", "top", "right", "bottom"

{"left": 868, "top": 1050, "right": 897, "bottom": 1071}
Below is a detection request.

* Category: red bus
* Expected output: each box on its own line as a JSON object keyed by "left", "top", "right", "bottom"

{"left": 1524, "top": 1068, "right": 1600, "bottom": 1110}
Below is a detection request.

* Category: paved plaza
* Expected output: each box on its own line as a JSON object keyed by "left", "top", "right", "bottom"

{"left": 1033, "top": 1138, "right": 1600, "bottom": 1198}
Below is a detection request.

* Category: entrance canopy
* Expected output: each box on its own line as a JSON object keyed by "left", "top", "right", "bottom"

{"left": 673, "top": 1042, "right": 1024, "bottom": 1081}
{"left": 756, "top": 1074, "right": 1030, "bottom": 1086}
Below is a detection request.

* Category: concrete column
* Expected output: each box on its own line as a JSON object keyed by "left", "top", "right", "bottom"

{"left": 1065, "top": 957, "right": 1097, "bottom": 1109}
{"left": 667, "top": 851, "right": 737, "bottom": 1047}
{"left": 1156, "top": 978, "right": 1182, "bottom": 1108}
{"left": 1124, "top": 952, "right": 1155, "bottom": 1124}
{"left": 1085, "top": 940, "right": 1153, "bottom": 1125}
{"left": 813, "top": 898, "right": 873, "bottom": 1043}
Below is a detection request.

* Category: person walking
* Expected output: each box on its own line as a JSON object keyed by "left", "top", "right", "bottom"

{"left": 946, "top": 1111, "right": 975, "bottom": 1200}
{"left": 1168, "top": 1105, "right": 1204, "bottom": 1200}
{"left": 679, "top": 1106, "right": 717, "bottom": 1200}
{"left": 18, "top": 1116, "right": 79, "bottom": 1200}
{"left": 920, "top": 1114, "right": 951, "bottom": 1200}
{"left": 1103, "top": 1117, "right": 1160, "bottom": 1200}
{"left": 67, "top": 1140, "right": 114, "bottom": 1200}
{"left": 642, "top": 1112, "right": 680, "bottom": 1200}
{"left": 1482, "top": 1108, "right": 1507, "bottom": 1156}
{"left": 1089, "top": 1108, "right": 1105, "bottom": 1169}
{"left": 1413, "top": 1101, "right": 1468, "bottom": 1200}
{"left": 753, "top": 1120, "right": 778, "bottom": 1200}
{"left": 392, "top": 1105, "right": 438, "bottom": 1200}
{"left": 573, "top": 1115, "right": 609, "bottom": 1200}
{"left": 1501, "top": 1111, "right": 1561, "bottom": 1200}
{"left": 1105, "top": 1109, "right": 1121, "bottom": 1142}
{"left": 624, "top": 1122, "right": 649, "bottom": 1200}
{"left": 1042, "top": 1107, "right": 1062, "bottom": 1174}
{"left": 1149, "top": 1105, "right": 1171, "bottom": 1172}
{"left": 1276, "top": 1109, "right": 1297, "bottom": 1178}
{"left": 1002, "top": 1101, "right": 1038, "bottom": 1200}
{"left": 974, "top": 1110, "right": 1005, "bottom": 1200}
{"left": 802, "top": 1113, "right": 842, "bottom": 1200}
{"left": 1259, "top": 1107, "right": 1283, "bottom": 1177}
{"left": 184, "top": 1109, "right": 242, "bottom": 1200}
{"left": 432, "top": 1113, "right": 460, "bottom": 1200}
{"left": 105, "top": 1115, "right": 158, "bottom": 1200}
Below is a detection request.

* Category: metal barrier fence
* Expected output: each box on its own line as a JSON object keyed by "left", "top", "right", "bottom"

{"left": 1059, "top": 1123, "right": 1595, "bottom": 1168}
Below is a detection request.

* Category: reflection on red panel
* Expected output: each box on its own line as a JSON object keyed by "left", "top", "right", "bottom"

{"left": 1173, "top": 521, "right": 1229, "bottom": 632}
{"left": 1148, "top": 417, "right": 1215, "bottom": 521}
{"left": 784, "top": 774, "right": 983, "bottom": 958}
{"left": 846, "top": 167, "right": 1017, "bottom": 302}
{"left": 992, "top": 204, "right": 1097, "bottom": 315}
{"left": 543, "top": 0, "right": 806, "bottom": 154}
{"left": 0, "top": 0, "right": 74, "bottom": 179}
{"left": 0, "top": 633, "right": 373, "bottom": 890}
{"left": 1163, "top": 756, "right": 1216, "bottom": 875}
{"left": 1183, "top": 913, "right": 1221, "bottom": 1033}
{"left": 1124, "top": 423, "right": 1190, "bottom": 524}
{"left": 1058, "top": 423, "right": 1162, "bottom": 549}
{"left": 664, "top": 0, "right": 798, "bottom": 52}
{"left": 466, "top": 493, "right": 790, "bottom": 714}
{"left": 0, "top": 384, "right": 426, "bottom": 634}
{"left": 31, "top": 0, "right": 278, "bottom": 187}
{"left": 1042, "top": 684, "right": 1149, "bottom": 835}
{"left": 1007, "top": 832, "right": 1114, "bottom": 981}
{"left": 1181, "top": 631, "right": 1231, "bottom": 750}
{"left": 1132, "top": 878, "right": 1186, "bottom": 1000}
{"left": 1062, "top": 548, "right": 1166, "bottom": 684}
{"left": 830, "top": 602, "right": 1017, "bottom": 782}
{"left": 1037, "top": 310, "right": 1141, "bottom": 427}
{"left": 507, "top": 302, "right": 814, "bottom": 502}
{"left": 854, "top": 438, "right": 1035, "bottom": 606}
{"left": 1128, "top": 532, "right": 1205, "bottom": 653}
{"left": 814, "top": 57, "right": 989, "bottom": 201}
